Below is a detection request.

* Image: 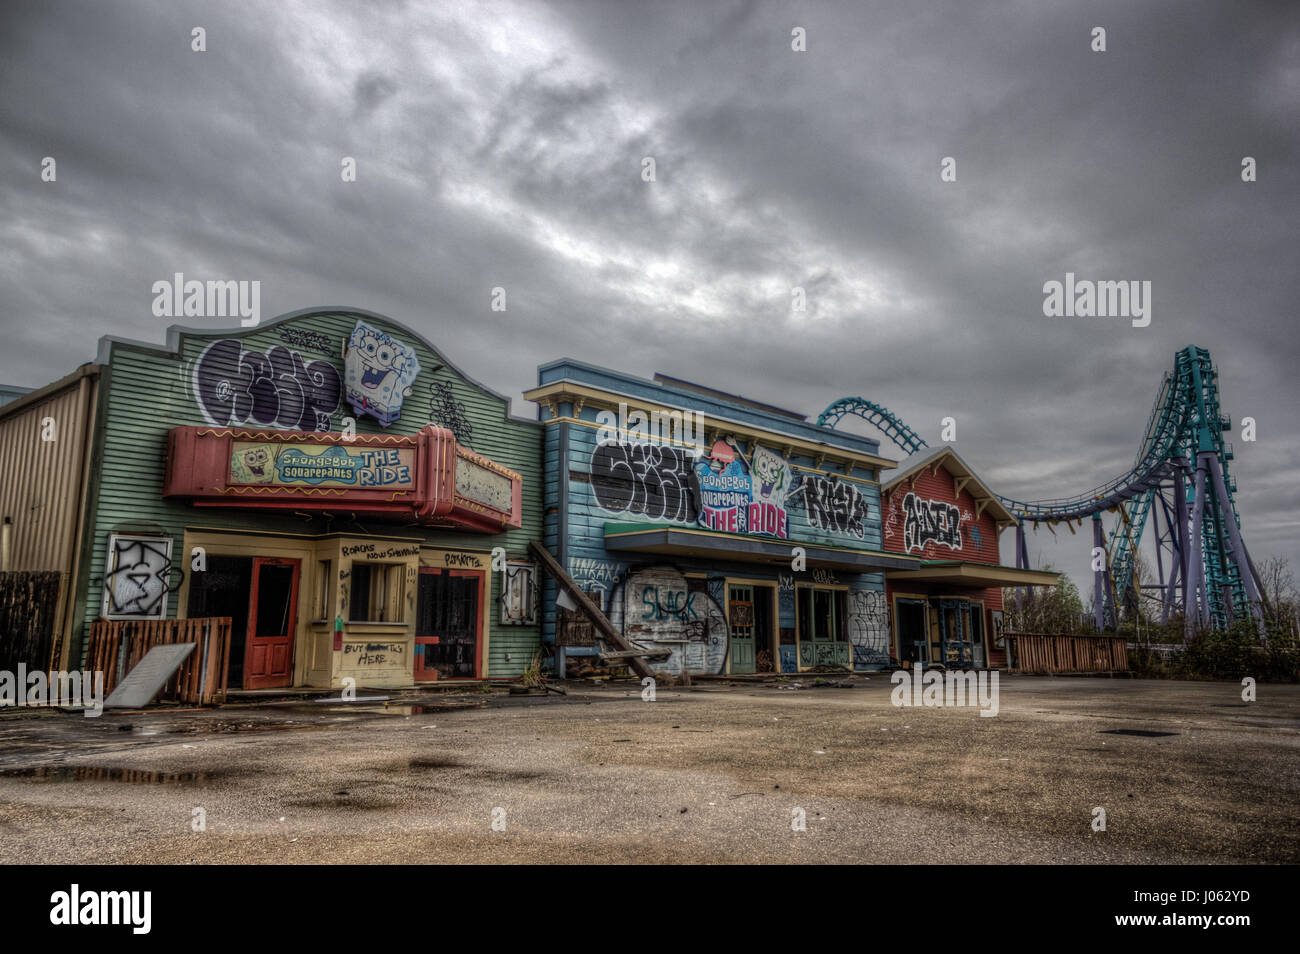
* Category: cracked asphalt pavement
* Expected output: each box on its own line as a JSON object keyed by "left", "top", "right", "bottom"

{"left": 0, "top": 675, "right": 1296, "bottom": 864}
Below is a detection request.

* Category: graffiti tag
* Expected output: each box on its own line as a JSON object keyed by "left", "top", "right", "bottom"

{"left": 802, "top": 475, "right": 870, "bottom": 539}
{"left": 194, "top": 339, "right": 342, "bottom": 431}
{"left": 902, "top": 492, "right": 963, "bottom": 552}
{"left": 590, "top": 442, "right": 700, "bottom": 523}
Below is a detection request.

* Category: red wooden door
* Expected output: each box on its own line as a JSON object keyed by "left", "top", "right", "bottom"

{"left": 243, "top": 557, "right": 300, "bottom": 689}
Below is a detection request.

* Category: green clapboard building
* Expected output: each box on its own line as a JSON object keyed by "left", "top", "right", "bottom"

{"left": 59, "top": 307, "right": 543, "bottom": 689}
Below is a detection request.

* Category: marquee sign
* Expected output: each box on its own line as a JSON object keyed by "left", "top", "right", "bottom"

{"left": 164, "top": 425, "right": 521, "bottom": 532}
{"left": 230, "top": 441, "right": 416, "bottom": 489}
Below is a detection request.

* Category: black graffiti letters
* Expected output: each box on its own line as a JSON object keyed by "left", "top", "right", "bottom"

{"left": 276, "top": 327, "right": 336, "bottom": 357}
{"left": 590, "top": 442, "right": 701, "bottom": 522}
{"left": 803, "top": 475, "right": 869, "bottom": 538}
{"left": 427, "top": 380, "right": 474, "bottom": 446}
{"left": 195, "top": 339, "right": 343, "bottom": 431}
{"left": 847, "top": 588, "right": 888, "bottom": 666}
{"left": 902, "top": 492, "right": 962, "bottom": 552}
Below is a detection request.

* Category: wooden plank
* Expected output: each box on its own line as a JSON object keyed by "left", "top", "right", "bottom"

{"left": 528, "top": 540, "right": 655, "bottom": 679}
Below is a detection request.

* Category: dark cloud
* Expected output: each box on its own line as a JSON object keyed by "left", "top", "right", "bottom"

{"left": 1, "top": 0, "right": 1297, "bottom": 593}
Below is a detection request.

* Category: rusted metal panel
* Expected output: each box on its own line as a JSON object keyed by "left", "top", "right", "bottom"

{"left": 0, "top": 367, "right": 98, "bottom": 574}
{"left": 0, "top": 367, "right": 100, "bottom": 669}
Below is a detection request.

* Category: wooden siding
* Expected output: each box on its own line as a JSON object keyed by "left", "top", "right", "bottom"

{"left": 540, "top": 399, "right": 891, "bottom": 673}
{"left": 882, "top": 463, "right": 1001, "bottom": 565}
{"left": 80, "top": 312, "right": 542, "bottom": 676}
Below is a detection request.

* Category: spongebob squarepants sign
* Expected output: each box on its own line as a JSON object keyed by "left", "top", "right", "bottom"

{"left": 694, "top": 439, "right": 793, "bottom": 538}
{"left": 343, "top": 319, "right": 421, "bottom": 426}
{"left": 230, "top": 441, "right": 415, "bottom": 489}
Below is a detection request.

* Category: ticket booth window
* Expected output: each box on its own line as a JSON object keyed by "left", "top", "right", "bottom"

{"left": 350, "top": 563, "right": 403, "bottom": 623}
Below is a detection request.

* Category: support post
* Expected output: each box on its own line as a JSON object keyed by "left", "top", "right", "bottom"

{"left": 1205, "top": 453, "right": 1264, "bottom": 623}
{"left": 1175, "top": 465, "right": 1190, "bottom": 626}
{"left": 1092, "top": 515, "right": 1106, "bottom": 633}
{"left": 1186, "top": 454, "right": 1210, "bottom": 639}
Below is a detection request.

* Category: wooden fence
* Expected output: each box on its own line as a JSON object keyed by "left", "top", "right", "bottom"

{"left": 86, "top": 618, "right": 233, "bottom": 706}
{"left": 0, "top": 571, "right": 63, "bottom": 672}
{"left": 1006, "top": 632, "right": 1129, "bottom": 674}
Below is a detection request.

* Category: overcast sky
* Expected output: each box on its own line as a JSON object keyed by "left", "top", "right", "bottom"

{"left": 2, "top": 0, "right": 1297, "bottom": 597}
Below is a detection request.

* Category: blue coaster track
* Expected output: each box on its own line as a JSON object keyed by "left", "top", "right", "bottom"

{"left": 818, "top": 347, "right": 1264, "bottom": 635}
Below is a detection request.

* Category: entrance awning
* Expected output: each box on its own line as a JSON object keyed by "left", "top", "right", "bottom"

{"left": 602, "top": 522, "right": 921, "bottom": 572}
{"left": 886, "top": 561, "right": 1060, "bottom": 588}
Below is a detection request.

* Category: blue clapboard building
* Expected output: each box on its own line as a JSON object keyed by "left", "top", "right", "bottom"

{"left": 524, "top": 361, "right": 919, "bottom": 677}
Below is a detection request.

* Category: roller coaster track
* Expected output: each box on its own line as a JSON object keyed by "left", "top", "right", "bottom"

{"left": 996, "top": 346, "right": 1260, "bottom": 632}
{"left": 816, "top": 398, "right": 929, "bottom": 456}
{"left": 818, "top": 346, "right": 1263, "bottom": 634}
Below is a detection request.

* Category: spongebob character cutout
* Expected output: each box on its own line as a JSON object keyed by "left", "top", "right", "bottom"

{"left": 342, "top": 320, "right": 422, "bottom": 427}
{"left": 231, "top": 444, "right": 277, "bottom": 483}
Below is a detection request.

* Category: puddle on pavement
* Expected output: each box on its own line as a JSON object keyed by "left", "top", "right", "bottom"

{"left": 153, "top": 720, "right": 327, "bottom": 736}
{"left": 403, "top": 757, "right": 462, "bottom": 769}
{"left": 393, "top": 758, "right": 547, "bottom": 782}
{"left": 0, "top": 765, "right": 225, "bottom": 785}
{"left": 321, "top": 703, "right": 467, "bottom": 716}
{"left": 287, "top": 794, "right": 401, "bottom": 811}
{"left": 1099, "top": 729, "right": 1180, "bottom": 738}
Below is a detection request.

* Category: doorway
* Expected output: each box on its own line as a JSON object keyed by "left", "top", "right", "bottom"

{"left": 969, "top": 603, "right": 987, "bottom": 667}
{"left": 415, "top": 568, "right": 483, "bottom": 679}
{"left": 936, "top": 598, "right": 973, "bottom": 668}
{"left": 727, "top": 584, "right": 756, "bottom": 674}
{"left": 187, "top": 555, "right": 299, "bottom": 689}
{"left": 895, "top": 597, "right": 927, "bottom": 665}
{"left": 752, "top": 585, "right": 775, "bottom": 672}
{"left": 245, "top": 558, "right": 300, "bottom": 689}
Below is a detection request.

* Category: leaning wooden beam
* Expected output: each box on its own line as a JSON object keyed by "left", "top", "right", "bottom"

{"left": 527, "top": 540, "right": 656, "bottom": 679}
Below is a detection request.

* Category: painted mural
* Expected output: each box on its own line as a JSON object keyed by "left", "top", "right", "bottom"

{"left": 589, "top": 436, "right": 798, "bottom": 539}
{"left": 568, "top": 557, "right": 625, "bottom": 607}
{"left": 193, "top": 338, "right": 342, "bottom": 430}
{"left": 343, "top": 319, "right": 422, "bottom": 427}
{"left": 590, "top": 442, "right": 700, "bottom": 522}
{"left": 696, "top": 439, "right": 793, "bottom": 537}
{"left": 801, "top": 474, "right": 870, "bottom": 539}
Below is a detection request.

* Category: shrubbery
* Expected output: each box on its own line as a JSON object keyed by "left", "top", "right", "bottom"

{"left": 1127, "top": 616, "right": 1299, "bottom": 682}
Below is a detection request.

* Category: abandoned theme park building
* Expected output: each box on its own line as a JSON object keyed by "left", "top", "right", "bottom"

{"left": 0, "top": 308, "right": 1057, "bottom": 690}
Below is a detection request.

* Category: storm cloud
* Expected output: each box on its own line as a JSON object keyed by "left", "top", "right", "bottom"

{"left": 2, "top": 0, "right": 1297, "bottom": 592}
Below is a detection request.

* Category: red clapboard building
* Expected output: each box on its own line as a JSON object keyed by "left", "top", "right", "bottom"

{"left": 880, "top": 447, "right": 1058, "bottom": 669}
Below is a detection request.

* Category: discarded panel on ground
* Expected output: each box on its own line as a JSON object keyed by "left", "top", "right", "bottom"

{"left": 104, "top": 642, "right": 197, "bottom": 709}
